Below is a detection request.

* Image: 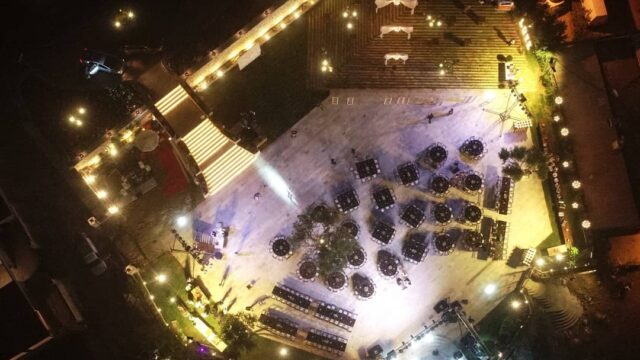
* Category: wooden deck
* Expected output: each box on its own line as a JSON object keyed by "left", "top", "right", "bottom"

{"left": 307, "top": 0, "right": 527, "bottom": 89}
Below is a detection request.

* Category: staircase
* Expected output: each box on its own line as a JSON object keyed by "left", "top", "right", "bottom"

{"left": 308, "top": 0, "right": 527, "bottom": 89}
{"left": 524, "top": 279, "right": 583, "bottom": 332}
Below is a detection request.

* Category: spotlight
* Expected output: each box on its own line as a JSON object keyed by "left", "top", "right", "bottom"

{"left": 484, "top": 283, "right": 497, "bottom": 295}
{"left": 176, "top": 215, "right": 189, "bottom": 228}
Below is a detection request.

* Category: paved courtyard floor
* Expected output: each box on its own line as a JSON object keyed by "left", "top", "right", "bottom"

{"left": 183, "top": 89, "right": 553, "bottom": 359}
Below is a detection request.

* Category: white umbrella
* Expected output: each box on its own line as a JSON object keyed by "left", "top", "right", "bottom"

{"left": 134, "top": 130, "right": 159, "bottom": 152}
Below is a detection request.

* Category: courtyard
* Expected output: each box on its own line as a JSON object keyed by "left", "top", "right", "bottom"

{"left": 176, "top": 88, "right": 553, "bottom": 359}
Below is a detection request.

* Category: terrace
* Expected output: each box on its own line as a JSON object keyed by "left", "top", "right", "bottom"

{"left": 181, "top": 87, "right": 553, "bottom": 359}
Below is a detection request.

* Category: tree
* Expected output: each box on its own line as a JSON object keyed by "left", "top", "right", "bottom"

{"left": 289, "top": 213, "right": 313, "bottom": 248}
{"left": 220, "top": 314, "right": 255, "bottom": 359}
{"left": 503, "top": 163, "right": 524, "bottom": 182}
{"left": 317, "top": 226, "right": 358, "bottom": 277}
{"left": 525, "top": 148, "right": 545, "bottom": 167}
{"left": 310, "top": 204, "right": 340, "bottom": 226}
{"left": 510, "top": 146, "right": 528, "bottom": 161}
{"left": 499, "top": 148, "right": 511, "bottom": 163}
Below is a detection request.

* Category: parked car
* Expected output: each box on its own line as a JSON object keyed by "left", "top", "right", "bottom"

{"left": 77, "top": 233, "right": 107, "bottom": 276}
{"left": 80, "top": 49, "right": 125, "bottom": 78}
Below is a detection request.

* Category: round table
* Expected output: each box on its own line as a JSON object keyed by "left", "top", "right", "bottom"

{"left": 327, "top": 271, "right": 347, "bottom": 290}
{"left": 353, "top": 275, "right": 375, "bottom": 299}
{"left": 272, "top": 238, "right": 291, "bottom": 257}
{"left": 433, "top": 203, "right": 453, "bottom": 224}
{"left": 464, "top": 204, "right": 483, "bottom": 223}
{"left": 431, "top": 175, "right": 450, "bottom": 194}
{"left": 464, "top": 173, "right": 483, "bottom": 192}
{"left": 464, "top": 139, "right": 484, "bottom": 157}
{"left": 463, "top": 231, "right": 483, "bottom": 250}
{"left": 434, "top": 233, "right": 455, "bottom": 253}
{"left": 429, "top": 145, "right": 448, "bottom": 163}
{"left": 299, "top": 260, "right": 318, "bottom": 280}
{"left": 341, "top": 221, "right": 359, "bottom": 238}
{"left": 378, "top": 256, "right": 398, "bottom": 277}
{"left": 347, "top": 247, "right": 366, "bottom": 268}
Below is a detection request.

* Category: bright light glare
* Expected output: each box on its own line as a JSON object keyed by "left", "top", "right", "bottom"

{"left": 347, "top": 22, "right": 353, "bottom": 29}
{"left": 169, "top": 297, "right": 177, "bottom": 303}
{"left": 555, "top": 253, "right": 565, "bottom": 261}
{"left": 571, "top": 180, "right": 581, "bottom": 189}
{"left": 176, "top": 215, "right": 188, "bottom": 228}
{"left": 484, "top": 283, "right": 497, "bottom": 295}
{"left": 78, "top": 107, "right": 86, "bottom": 114}
{"left": 424, "top": 333, "right": 435, "bottom": 343}
{"left": 96, "top": 190, "right": 108, "bottom": 199}
{"left": 155, "top": 274, "right": 167, "bottom": 283}
{"left": 114, "top": 21, "right": 121, "bottom": 28}
{"left": 255, "top": 156, "right": 297, "bottom": 206}
{"left": 555, "top": 96, "right": 564, "bottom": 105}
{"left": 342, "top": 11, "right": 348, "bottom": 18}
{"left": 483, "top": 91, "right": 496, "bottom": 102}
{"left": 107, "top": 205, "right": 119, "bottom": 214}
{"left": 84, "top": 174, "right": 96, "bottom": 184}
{"left": 581, "top": 220, "right": 592, "bottom": 229}
{"left": 68, "top": 116, "right": 76, "bottom": 123}
{"left": 217, "top": 70, "right": 224, "bottom": 78}
{"left": 535, "top": 258, "right": 545, "bottom": 267}
{"left": 127, "top": 11, "right": 134, "bottom": 18}
{"left": 560, "top": 127, "right": 569, "bottom": 136}
{"left": 562, "top": 161, "right": 570, "bottom": 168}
{"left": 279, "top": 347, "right": 289, "bottom": 356}
{"left": 571, "top": 202, "right": 579, "bottom": 209}
{"left": 511, "top": 300, "right": 521, "bottom": 309}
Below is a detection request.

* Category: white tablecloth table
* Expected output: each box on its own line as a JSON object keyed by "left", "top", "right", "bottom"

{"left": 380, "top": 25, "right": 414, "bottom": 39}
{"left": 384, "top": 53, "right": 409, "bottom": 65}
{"left": 375, "top": 0, "right": 419, "bottom": 14}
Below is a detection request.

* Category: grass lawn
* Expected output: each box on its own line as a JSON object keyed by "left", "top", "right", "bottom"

{"left": 240, "top": 337, "right": 327, "bottom": 360}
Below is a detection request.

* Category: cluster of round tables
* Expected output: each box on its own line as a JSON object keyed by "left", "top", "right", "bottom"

{"left": 434, "top": 233, "right": 455, "bottom": 254}
{"left": 433, "top": 203, "right": 453, "bottom": 224}
{"left": 463, "top": 204, "right": 483, "bottom": 224}
{"left": 430, "top": 175, "right": 450, "bottom": 195}
{"left": 298, "top": 260, "right": 318, "bottom": 281}
{"left": 272, "top": 238, "right": 292, "bottom": 257}
{"left": 464, "top": 173, "right": 483, "bottom": 192}
{"left": 326, "top": 271, "right": 347, "bottom": 291}
{"left": 347, "top": 247, "right": 366, "bottom": 268}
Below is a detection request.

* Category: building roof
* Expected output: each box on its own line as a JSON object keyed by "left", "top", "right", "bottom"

{"left": 0, "top": 281, "right": 50, "bottom": 359}
{"left": 609, "top": 233, "right": 640, "bottom": 266}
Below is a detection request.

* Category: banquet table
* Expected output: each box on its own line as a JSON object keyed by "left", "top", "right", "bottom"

{"left": 385, "top": 53, "right": 409, "bottom": 65}
{"left": 375, "top": 0, "right": 418, "bottom": 14}
{"left": 380, "top": 25, "right": 414, "bottom": 39}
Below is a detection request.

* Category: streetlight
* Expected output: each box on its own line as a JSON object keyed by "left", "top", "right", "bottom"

{"left": 347, "top": 22, "right": 353, "bottom": 30}
{"left": 555, "top": 253, "right": 565, "bottom": 262}
{"left": 155, "top": 273, "right": 168, "bottom": 283}
{"left": 96, "top": 190, "right": 108, "bottom": 199}
{"left": 114, "top": 21, "right": 122, "bottom": 29}
{"left": 561, "top": 161, "right": 570, "bottom": 168}
{"left": 510, "top": 300, "right": 521, "bottom": 309}
{"left": 279, "top": 347, "right": 289, "bottom": 357}
{"left": 553, "top": 114, "right": 560, "bottom": 122}
{"left": 84, "top": 174, "right": 96, "bottom": 184}
{"left": 571, "top": 180, "right": 582, "bottom": 189}
{"left": 78, "top": 107, "right": 86, "bottom": 114}
{"left": 581, "top": 220, "right": 592, "bottom": 229}
{"left": 535, "top": 258, "right": 545, "bottom": 267}
{"left": 560, "top": 127, "right": 569, "bottom": 137}
{"left": 554, "top": 96, "right": 564, "bottom": 105}
{"left": 107, "top": 205, "right": 120, "bottom": 215}
{"left": 571, "top": 202, "right": 580, "bottom": 209}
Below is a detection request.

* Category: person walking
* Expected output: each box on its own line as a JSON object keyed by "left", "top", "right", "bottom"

{"left": 447, "top": 108, "right": 454, "bottom": 116}
{"left": 427, "top": 113, "right": 434, "bottom": 124}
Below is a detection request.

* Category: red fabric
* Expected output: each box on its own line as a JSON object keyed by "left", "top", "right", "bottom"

{"left": 156, "top": 140, "right": 188, "bottom": 196}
